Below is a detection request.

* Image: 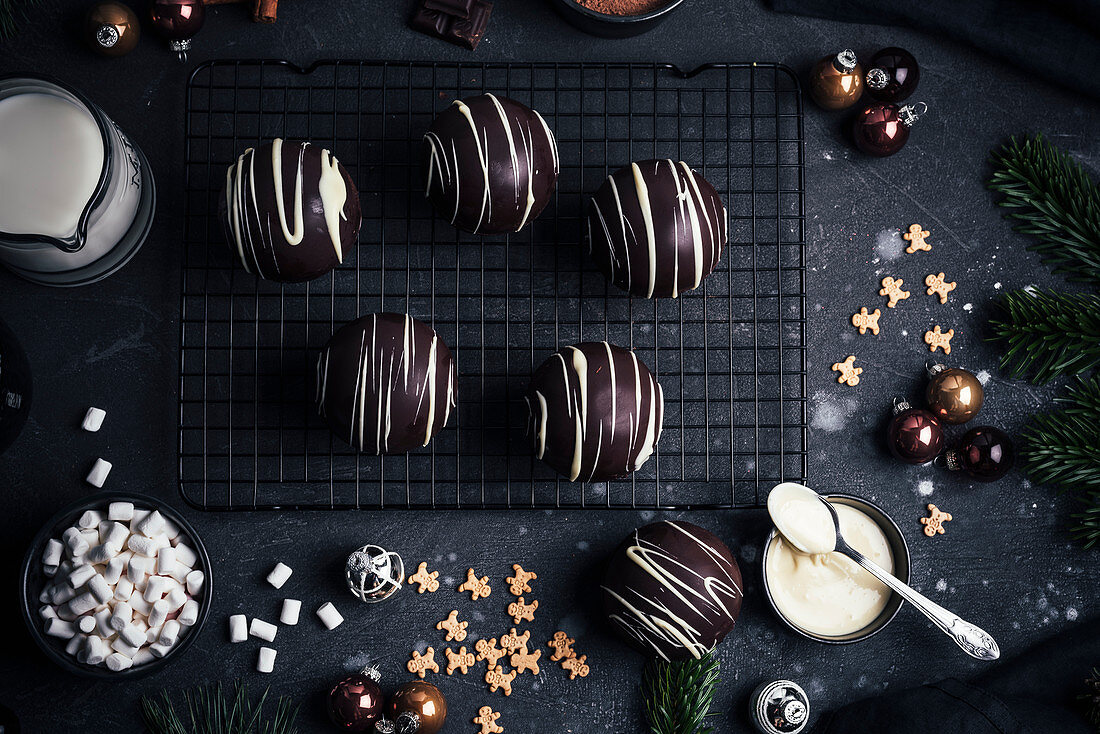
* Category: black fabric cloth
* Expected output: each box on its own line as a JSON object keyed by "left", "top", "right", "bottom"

{"left": 812, "top": 615, "right": 1100, "bottom": 733}
{"left": 770, "top": 0, "right": 1100, "bottom": 99}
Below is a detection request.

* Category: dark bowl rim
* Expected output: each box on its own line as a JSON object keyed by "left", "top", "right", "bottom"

{"left": 19, "top": 490, "right": 213, "bottom": 679}
{"left": 760, "top": 492, "right": 911, "bottom": 645}
{"left": 551, "top": 0, "right": 686, "bottom": 24}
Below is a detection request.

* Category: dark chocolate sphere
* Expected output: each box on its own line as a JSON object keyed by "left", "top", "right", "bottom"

{"left": 865, "top": 47, "right": 920, "bottom": 103}
{"left": 926, "top": 367, "right": 984, "bottom": 424}
{"left": 949, "top": 426, "right": 1015, "bottom": 482}
{"left": 601, "top": 521, "right": 743, "bottom": 661}
{"left": 328, "top": 672, "right": 384, "bottom": 731}
{"left": 526, "top": 342, "right": 663, "bottom": 482}
{"left": 587, "top": 159, "right": 727, "bottom": 298}
{"left": 316, "top": 313, "right": 456, "bottom": 454}
{"left": 220, "top": 138, "right": 362, "bottom": 282}
{"left": 387, "top": 681, "right": 447, "bottom": 734}
{"left": 887, "top": 408, "right": 944, "bottom": 464}
{"left": 423, "top": 93, "right": 558, "bottom": 235}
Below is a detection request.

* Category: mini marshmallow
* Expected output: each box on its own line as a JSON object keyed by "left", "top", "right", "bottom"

{"left": 145, "top": 625, "right": 162, "bottom": 644}
{"left": 164, "top": 587, "right": 187, "bottom": 614}
{"left": 85, "top": 458, "right": 113, "bottom": 488}
{"left": 119, "top": 624, "right": 146, "bottom": 648}
{"left": 78, "top": 529, "right": 99, "bottom": 551}
{"left": 43, "top": 538, "right": 64, "bottom": 566}
{"left": 280, "top": 599, "right": 301, "bottom": 626}
{"left": 178, "top": 599, "right": 199, "bottom": 627}
{"left": 149, "top": 642, "right": 173, "bottom": 659}
{"left": 108, "top": 501, "right": 134, "bottom": 521}
{"left": 143, "top": 576, "right": 169, "bottom": 602}
{"left": 127, "top": 534, "right": 158, "bottom": 557}
{"left": 110, "top": 602, "right": 132, "bottom": 632}
{"left": 256, "top": 646, "right": 277, "bottom": 674}
{"left": 128, "top": 508, "right": 150, "bottom": 533}
{"left": 84, "top": 636, "right": 109, "bottom": 666}
{"left": 55, "top": 605, "right": 79, "bottom": 622}
{"left": 106, "top": 652, "right": 133, "bottom": 671}
{"left": 316, "top": 602, "right": 344, "bottom": 630}
{"left": 44, "top": 618, "right": 76, "bottom": 639}
{"left": 39, "top": 604, "right": 58, "bottom": 620}
{"left": 162, "top": 517, "right": 180, "bottom": 540}
{"left": 157, "top": 547, "right": 177, "bottom": 575}
{"left": 111, "top": 637, "right": 141, "bottom": 657}
{"left": 113, "top": 576, "right": 134, "bottom": 601}
{"left": 49, "top": 584, "right": 77, "bottom": 605}
{"left": 166, "top": 562, "right": 191, "bottom": 583}
{"left": 105, "top": 522, "right": 130, "bottom": 551}
{"left": 104, "top": 557, "right": 127, "bottom": 586}
{"left": 132, "top": 647, "right": 156, "bottom": 666}
{"left": 94, "top": 608, "right": 113, "bottom": 636}
{"left": 62, "top": 527, "right": 89, "bottom": 557}
{"left": 173, "top": 542, "right": 198, "bottom": 568}
{"left": 67, "top": 564, "right": 96, "bottom": 589}
{"left": 128, "top": 592, "right": 153, "bottom": 616}
{"left": 82, "top": 407, "right": 107, "bottom": 432}
{"left": 43, "top": 565, "right": 58, "bottom": 578}
{"left": 132, "top": 618, "right": 149, "bottom": 634}
{"left": 228, "top": 614, "right": 247, "bottom": 643}
{"left": 137, "top": 510, "right": 166, "bottom": 538}
{"left": 87, "top": 574, "right": 112, "bottom": 604}
{"left": 66, "top": 591, "right": 100, "bottom": 616}
{"left": 127, "top": 555, "right": 150, "bottom": 584}
{"left": 77, "top": 616, "right": 97, "bottom": 634}
{"left": 85, "top": 543, "right": 117, "bottom": 565}
{"left": 266, "top": 562, "right": 293, "bottom": 589}
{"left": 161, "top": 619, "right": 182, "bottom": 646}
{"left": 78, "top": 510, "right": 103, "bottom": 530}
{"left": 185, "top": 570, "right": 204, "bottom": 596}
{"left": 65, "top": 635, "right": 85, "bottom": 657}
{"left": 148, "top": 599, "right": 168, "bottom": 628}
{"left": 249, "top": 617, "right": 277, "bottom": 642}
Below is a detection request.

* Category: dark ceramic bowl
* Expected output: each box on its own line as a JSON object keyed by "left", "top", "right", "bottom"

{"left": 19, "top": 491, "right": 213, "bottom": 678}
{"left": 761, "top": 493, "right": 910, "bottom": 645}
{"left": 550, "top": 0, "right": 686, "bottom": 37}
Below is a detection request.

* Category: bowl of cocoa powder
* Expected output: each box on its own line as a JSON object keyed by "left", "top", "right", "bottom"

{"left": 551, "top": 0, "right": 685, "bottom": 37}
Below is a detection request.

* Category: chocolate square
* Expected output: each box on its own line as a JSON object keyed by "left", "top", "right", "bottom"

{"left": 423, "top": 0, "right": 475, "bottom": 18}
{"left": 409, "top": 0, "right": 492, "bottom": 50}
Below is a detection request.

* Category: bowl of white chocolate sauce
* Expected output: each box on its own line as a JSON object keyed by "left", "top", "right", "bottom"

{"left": 762, "top": 491, "right": 910, "bottom": 644}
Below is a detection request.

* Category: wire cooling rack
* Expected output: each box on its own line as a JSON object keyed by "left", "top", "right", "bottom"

{"left": 179, "top": 59, "right": 807, "bottom": 511}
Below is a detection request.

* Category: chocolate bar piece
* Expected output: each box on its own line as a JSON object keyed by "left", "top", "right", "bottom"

{"left": 409, "top": 0, "right": 491, "bottom": 50}
{"left": 423, "top": 0, "right": 475, "bottom": 18}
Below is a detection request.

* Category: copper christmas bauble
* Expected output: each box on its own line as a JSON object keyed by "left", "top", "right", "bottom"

{"left": 864, "top": 47, "right": 920, "bottom": 103}
{"left": 386, "top": 681, "right": 447, "bottom": 734}
{"left": 926, "top": 367, "right": 984, "bottom": 424}
{"left": 946, "top": 426, "right": 1015, "bottom": 482}
{"left": 85, "top": 1, "right": 140, "bottom": 57}
{"left": 887, "top": 406, "right": 944, "bottom": 464}
{"left": 328, "top": 671, "right": 384, "bottom": 731}
{"left": 808, "top": 49, "right": 864, "bottom": 110}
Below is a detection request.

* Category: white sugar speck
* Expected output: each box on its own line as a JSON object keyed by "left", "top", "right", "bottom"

{"left": 639, "top": 510, "right": 655, "bottom": 522}
{"left": 448, "top": 552, "right": 458, "bottom": 562}
{"left": 994, "top": 282, "right": 1002, "bottom": 289}
{"left": 917, "top": 480, "right": 934, "bottom": 497}
{"left": 576, "top": 540, "right": 590, "bottom": 551}
{"left": 823, "top": 151, "right": 835, "bottom": 160}
{"left": 1067, "top": 607, "right": 1079, "bottom": 621}
{"left": 935, "top": 579, "right": 947, "bottom": 592}
{"left": 901, "top": 329, "right": 908, "bottom": 336}
{"left": 811, "top": 391, "right": 858, "bottom": 433}
{"left": 741, "top": 545, "right": 758, "bottom": 563}
{"left": 443, "top": 576, "right": 456, "bottom": 587}
{"left": 963, "top": 303, "right": 973, "bottom": 312}
{"left": 874, "top": 229, "right": 904, "bottom": 261}
{"left": 976, "top": 370, "right": 991, "bottom": 385}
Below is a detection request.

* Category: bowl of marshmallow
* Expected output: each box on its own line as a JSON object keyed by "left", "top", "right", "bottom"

{"left": 19, "top": 492, "right": 212, "bottom": 678}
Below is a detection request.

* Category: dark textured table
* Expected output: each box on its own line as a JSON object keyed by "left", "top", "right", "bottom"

{"left": 1, "top": 1, "right": 1098, "bottom": 732}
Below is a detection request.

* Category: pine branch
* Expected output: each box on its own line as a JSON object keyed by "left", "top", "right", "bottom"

{"left": 642, "top": 650, "right": 721, "bottom": 734}
{"left": 141, "top": 682, "right": 299, "bottom": 734}
{"left": 1082, "top": 667, "right": 1100, "bottom": 730}
{"left": 989, "top": 134, "right": 1100, "bottom": 286}
{"left": 987, "top": 289, "right": 1100, "bottom": 383}
{"left": 0, "top": 0, "right": 41, "bottom": 41}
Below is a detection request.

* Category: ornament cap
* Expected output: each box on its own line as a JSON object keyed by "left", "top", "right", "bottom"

{"left": 834, "top": 49, "right": 858, "bottom": 72}
{"left": 95, "top": 24, "right": 120, "bottom": 48}
{"left": 944, "top": 450, "right": 962, "bottom": 471}
{"left": 898, "top": 101, "right": 928, "bottom": 127}
{"left": 926, "top": 360, "right": 947, "bottom": 377}
{"left": 374, "top": 719, "right": 397, "bottom": 734}
{"left": 892, "top": 397, "right": 913, "bottom": 415}
{"left": 866, "top": 67, "right": 888, "bottom": 90}
{"left": 168, "top": 38, "right": 191, "bottom": 62}
{"left": 396, "top": 711, "right": 421, "bottom": 734}
{"left": 360, "top": 664, "right": 382, "bottom": 683}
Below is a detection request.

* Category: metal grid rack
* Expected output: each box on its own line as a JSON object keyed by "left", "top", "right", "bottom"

{"left": 180, "top": 59, "right": 807, "bottom": 511}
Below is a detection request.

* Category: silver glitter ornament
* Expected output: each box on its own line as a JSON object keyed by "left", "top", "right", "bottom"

{"left": 345, "top": 544, "right": 404, "bottom": 603}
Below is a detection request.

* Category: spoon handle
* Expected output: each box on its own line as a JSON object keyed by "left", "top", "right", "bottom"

{"left": 844, "top": 548, "right": 1000, "bottom": 661}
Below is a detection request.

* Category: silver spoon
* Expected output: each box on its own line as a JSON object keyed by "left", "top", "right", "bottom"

{"left": 770, "top": 484, "right": 1000, "bottom": 661}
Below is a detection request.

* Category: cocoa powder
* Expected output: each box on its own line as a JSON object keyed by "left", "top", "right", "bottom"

{"left": 575, "top": 0, "right": 671, "bottom": 16}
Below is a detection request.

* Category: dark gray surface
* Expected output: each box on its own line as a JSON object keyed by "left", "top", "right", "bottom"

{"left": 1, "top": 1, "right": 1098, "bottom": 732}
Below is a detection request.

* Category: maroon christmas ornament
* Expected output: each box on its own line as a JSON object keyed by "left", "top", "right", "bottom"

{"left": 852, "top": 101, "right": 927, "bottom": 157}
{"left": 887, "top": 398, "right": 944, "bottom": 465}
{"left": 945, "top": 426, "right": 1015, "bottom": 482}
{"left": 328, "top": 667, "right": 384, "bottom": 731}
{"left": 865, "top": 47, "right": 920, "bottom": 103}
{"left": 149, "top": 0, "right": 205, "bottom": 61}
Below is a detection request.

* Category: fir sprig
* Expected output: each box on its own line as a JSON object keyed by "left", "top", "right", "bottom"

{"left": 1082, "top": 667, "right": 1100, "bottom": 730}
{"left": 989, "top": 134, "right": 1100, "bottom": 287}
{"left": 988, "top": 289, "right": 1100, "bottom": 383}
{"left": 141, "top": 682, "right": 299, "bottom": 734}
{"left": 1020, "top": 375, "right": 1100, "bottom": 548}
{"left": 642, "top": 650, "right": 721, "bottom": 734}
{"left": 0, "top": 0, "right": 41, "bottom": 41}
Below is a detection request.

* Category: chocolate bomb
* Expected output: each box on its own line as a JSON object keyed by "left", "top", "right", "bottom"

{"left": 587, "top": 159, "right": 727, "bottom": 298}
{"left": 220, "top": 138, "right": 361, "bottom": 283}
{"left": 315, "top": 313, "right": 456, "bottom": 454}
{"left": 601, "top": 521, "right": 743, "bottom": 661}
{"left": 424, "top": 93, "right": 558, "bottom": 235}
{"left": 525, "top": 342, "right": 663, "bottom": 483}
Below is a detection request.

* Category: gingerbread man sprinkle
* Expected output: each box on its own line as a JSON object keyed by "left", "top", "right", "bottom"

{"left": 407, "top": 562, "right": 440, "bottom": 593}
{"left": 506, "top": 564, "right": 537, "bottom": 596}
{"left": 510, "top": 647, "right": 542, "bottom": 675}
{"left": 547, "top": 631, "right": 576, "bottom": 662}
{"left": 924, "top": 325, "right": 955, "bottom": 354}
{"left": 407, "top": 647, "right": 439, "bottom": 678}
{"left": 485, "top": 666, "right": 517, "bottom": 696}
{"left": 903, "top": 223, "right": 931, "bottom": 253}
{"left": 851, "top": 307, "right": 882, "bottom": 335}
{"left": 458, "top": 568, "right": 492, "bottom": 600}
{"left": 879, "top": 276, "right": 911, "bottom": 308}
{"left": 436, "top": 610, "right": 468, "bottom": 642}
{"left": 561, "top": 654, "right": 590, "bottom": 680}
{"left": 444, "top": 645, "right": 475, "bottom": 675}
{"left": 831, "top": 355, "right": 862, "bottom": 386}
{"left": 920, "top": 504, "right": 953, "bottom": 537}
{"left": 500, "top": 628, "right": 530, "bottom": 655}
{"left": 475, "top": 637, "right": 506, "bottom": 667}
{"left": 507, "top": 596, "right": 538, "bottom": 624}
{"left": 924, "top": 272, "right": 957, "bottom": 304}
{"left": 473, "top": 706, "right": 504, "bottom": 734}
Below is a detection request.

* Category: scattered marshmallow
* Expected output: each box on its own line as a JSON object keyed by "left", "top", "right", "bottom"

{"left": 109, "top": 602, "right": 132, "bottom": 632}
{"left": 132, "top": 647, "right": 156, "bottom": 667}
{"left": 257, "top": 646, "right": 277, "bottom": 673}
{"left": 137, "top": 510, "right": 165, "bottom": 538}
{"left": 44, "top": 618, "right": 76, "bottom": 639}
{"left": 316, "top": 602, "right": 344, "bottom": 630}
{"left": 105, "top": 522, "right": 130, "bottom": 551}
{"left": 127, "top": 534, "right": 158, "bottom": 557}
{"left": 143, "top": 576, "right": 169, "bottom": 603}
{"left": 280, "top": 599, "right": 301, "bottom": 626}
{"left": 86, "top": 543, "right": 116, "bottom": 565}
{"left": 62, "top": 527, "right": 89, "bottom": 557}
{"left": 108, "top": 501, "right": 134, "bottom": 522}
{"left": 82, "top": 407, "right": 107, "bottom": 432}
{"left": 157, "top": 547, "right": 176, "bottom": 575}
{"left": 160, "top": 619, "right": 181, "bottom": 646}
{"left": 39, "top": 604, "right": 57, "bottom": 621}
{"left": 229, "top": 614, "right": 248, "bottom": 643}
{"left": 85, "top": 458, "right": 113, "bottom": 488}
{"left": 149, "top": 642, "right": 173, "bottom": 658}
{"left": 65, "top": 635, "right": 85, "bottom": 657}
{"left": 67, "top": 564, "right": 96, "bottom": 589}
{"left": 185, "top": 570, "right": 204, "bottom": 596}
{"left": 87, "top": 575, "right": 112, "bottom": 603}
{"left": 84, "top": 636, "right": 109, "bottom": 666}
{"left": 77, "top": 616, "right": 97, "bottom": 634}
{"left": 119, "top": 624, "right": 146, "bottom": 648}
{"left": 266, "top": 562, "right": 293, "bottom": 589}
{"left": 111, "top": 637, "right": 140, "bottom": 657}
{"left": 78, "top": 510, "right": 103, "bottom": 529}
{"left": 173, "top": 543, "right": 198, "bottom": 569}
{"left": 178, "top": 599, "right": 199, "bottom": 627}
{"left": 105, "top": 652, "right": 133, "bottom": 671}
{"left": 164, "top": 587, "right": 187, "bottom": 614}
{"left": 149, "top": 599, "right": 169, "bottom": 628}
{"left": 249, "top": 618, "right": 277, "bottom": 642}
